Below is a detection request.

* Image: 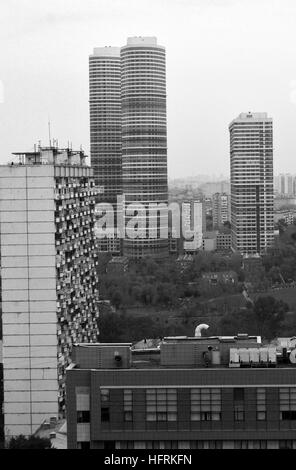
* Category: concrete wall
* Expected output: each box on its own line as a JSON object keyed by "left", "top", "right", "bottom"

{"left": 0, "top": 165, "right": 58, "bottom": 437}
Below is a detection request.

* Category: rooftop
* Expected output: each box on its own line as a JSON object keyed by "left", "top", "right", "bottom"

{"left": 68, "top": 332, "right": 296, "bottom": 371}
{"left": 8, "top": 145, "right": 88, "bottom": 167}
{"left": 34, "top": 419, "right": 67, "bottom": 450}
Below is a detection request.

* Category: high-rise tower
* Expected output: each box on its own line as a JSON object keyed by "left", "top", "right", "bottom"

{"left": 90, "top": 37, "right": 169, "bottom": 259}
{"left": 229, "top": 112, "right": 274, "bottom": 255}
{"left": 89, "top": 47, "right": 122, "bottom": 254}
{"left": 0, "top": 147, "right": 99, "bottom": 437}
{"left": 121, "top": 37, "right": 168, "bottom": 258}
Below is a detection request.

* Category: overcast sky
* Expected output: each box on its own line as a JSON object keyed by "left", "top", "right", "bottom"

{"left": 1, "top": 0, "right": 296, "bottom": 178}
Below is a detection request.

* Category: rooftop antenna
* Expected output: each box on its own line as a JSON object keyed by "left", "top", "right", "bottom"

{"left": 48, "top": 118, "right": 52, "bottom": 147}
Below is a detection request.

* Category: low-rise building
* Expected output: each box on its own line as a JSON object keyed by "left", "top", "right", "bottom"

{"left": 202, "top": 231, "right": 217, "bottom": 252}
{"left": 216, "top": 231, "right": 232, "bottom": 252}
{"left": 106, "top": 256, "right": 129, "bottom": 275}
{"left": 201, "top": 271, "right": 238, "bottom": 286}
{"left": 66, "top": 334, "right": 296, "bottom": 450}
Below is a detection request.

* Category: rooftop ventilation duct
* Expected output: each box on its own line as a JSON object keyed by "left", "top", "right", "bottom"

{"left": 195, "top": 324, "right": 209, "bottom": 337}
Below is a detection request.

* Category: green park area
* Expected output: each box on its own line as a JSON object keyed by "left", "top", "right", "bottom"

{"left": 97, "top": 225, "right": 296, "bottom": 344}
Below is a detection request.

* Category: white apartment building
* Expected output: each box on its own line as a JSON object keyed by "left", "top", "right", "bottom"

{"left": 274, "top": 174, "right": 296, "bottom": 196}
{"left": 182, "top": 201, "right": 203, "bottom": 253}
{"left": 212, "top": 192, "right": 230, "bottom": 229}
{"left": 0, "top": 147, "right": 99, "bottom": 438}
{"left": 229, "top": 112, "right": 274, "bottom": 255}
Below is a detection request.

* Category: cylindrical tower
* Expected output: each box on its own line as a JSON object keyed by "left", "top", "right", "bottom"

{"left": 121, "top": 37, "right": 168, "bottom": 259}
{"left": 89, "top": 47, "right": 122, "bottom": 254}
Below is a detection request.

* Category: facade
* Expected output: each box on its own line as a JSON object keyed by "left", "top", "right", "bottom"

{"left": 121, "top": 37, "right": 168, "bottom": 259}
{"left": 67, "top": 336, "right": 296, "bottom": 450}
{"left": 212, "top": 192, "right": 230, "bottom": 229}
{"left": 202, "top": 231, "right": 217, "bottom": 252}
{"left": 0, "top": 342, "right": 3, "bottom": 447}
{"left": 182, "top": 201, "right": 204, "bottom": 253}
{"left": 216, "top": 230, "right": 232, "bottom": 252}
{"left": 230, "top": 112, "right": 274, "bottom": 255}
{"left": 89, "top": 47, "right": 122, "bottom": 255}
{"left": 275, "top": 174, "right": 296, "bottom": 197}
{"left": 0, "top": 147, "right": 99, "bottom": 438}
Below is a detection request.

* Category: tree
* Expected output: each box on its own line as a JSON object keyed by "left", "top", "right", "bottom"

{"left": 7, "top": 435, "right": 52, "bottom": 449}
{"left": 111, "top": 290, "right": 123, "bottom": 310}
{"left": 252, "top": 296, "right": 289, "bottom": 340}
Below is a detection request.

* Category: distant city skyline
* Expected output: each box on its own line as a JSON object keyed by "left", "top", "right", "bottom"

{"left": 1, "top": 0, "right": 296, "bottom": 177}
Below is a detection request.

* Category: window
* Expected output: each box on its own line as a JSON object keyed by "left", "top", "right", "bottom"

{"left": 146, "top": 388, "right": 177, "bottom": 421}
{"left": 234, "top": 405, "right": 244, "bottom": 421}
{"left": 100, "top": 388, "right": 110, "bottom": 402}
{"left": 233, "top": 388, "right": 245, "bottom": 421}
{"left": 280, "top": 388, "right": 296, "bottom": 420}
{"left": 77, "top": 442, "right": 90, "bottom": 449}
{"left": 77, "top": 411, "right": 90, "bottom": 423}
{"left": 104, "top": 441, "right": 115, "bottom": 450}
{"left": 191, "top": 388, "right": 221, "bottom": 421}
{"left": 124, "top": 389, "right": 133, "bottom": 421}
{"left": 101, "top": 407, "right": 110, "bottom": 422}
{"left": 257, "top": 388, "right": 266, "bottom": 421}
{"left": 279, "top": 440, "right": 293, "bottom": 449}
{"left": 233, "top": 388, "right": 244, "bottom": 401}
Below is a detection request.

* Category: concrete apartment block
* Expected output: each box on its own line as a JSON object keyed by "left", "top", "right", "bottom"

{"left": 0, "top": 148, "right": 99, "bottom": 438}
{"left": 0, "top": 165, "right": 58, "bottom": 437}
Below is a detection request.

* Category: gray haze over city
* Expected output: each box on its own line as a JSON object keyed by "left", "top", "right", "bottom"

{"left": 1, "top": 0, "right": 296, "bottom": 178}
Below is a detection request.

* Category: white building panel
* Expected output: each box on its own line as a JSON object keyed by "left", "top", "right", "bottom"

{"left": 1, "top": 245, "right": 29, "bottom": 256}
{"left": 4, "top": 380, "right": 31, "bottom": 392}
{"left": 28, "top": 255, "right": 56, "bottom": 267}
{"left": 2, "top": 304, "right": 29, "bottom": 315}
{"left": 0, "top": 211, "right": 27, "bottom": 222}
{"left": 29, "top": 301, "right": 57, "bottom": 312}
{"left": 5, "top": 425, "right": 33, "bottom": 436}
{"left": 4, "top": 391, "right": 31, "bottom": 402}
{"left": 3, "top": 345, "right": 30, "bottom": 355}
{"left": 27, "top": 188, "right": 54, "bottom": 200}
{"left": 28, "top": 245, "right": 55, "bottom": 256}
{"left": 3, "top": 324, "right": 29, "bottom": 335}
{"left": 31, "top": 369, "right": 58, "bottom": 380}
{"left": 5, "top": 402, "right": 31, "bottom": 413}
{"left": 1, "top": 256, "right": 28, "bottom": 268}
{"left": 28, "top": 267, "right": 56, "bottom": 278}
{"left": 2, "top": 279, "right": 28, "bottom": 290}
{"left": 29, "top": 290, "right": 57, "bottom": 301}
{"left": 28, "top": 199, "right": 55, "bottom": 211}
{"left": 0, "top": 199, "right": 27, "bottom": 211}
{"left": 1, "top": 267, "right": 29, "bottom": 278}
{"left": 30, "top": 335, "right": 57, "bottom": 346}
{"left": 28, "top": 211, "right": 54, "bottom": 222}
{"left": 32, "top": 402, "right": 59, "bottom": 414}
{"left": 30, "top": 346, "right": 57, "bottom": 357}
{"left": 2, "top": 290, "right": 29, "bottom": 302}
{"left": 28, "top": 222, "right": 55, "bottom": 233}
{"left": 0, "top": 188, "right": 26, "bottom": 199}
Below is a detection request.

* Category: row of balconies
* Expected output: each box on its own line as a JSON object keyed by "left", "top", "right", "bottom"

{"left": 55, "top": 190, "right": 97, "bottom": 200}
{"left": 55, "top": 210, "right": 94, "bottom": 223}
{"left": 56, "top": 181, "right": 95, "bottom": 189}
